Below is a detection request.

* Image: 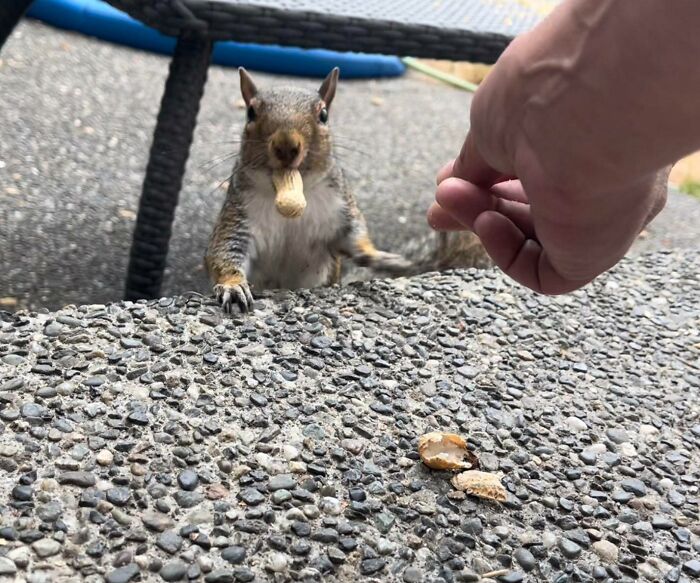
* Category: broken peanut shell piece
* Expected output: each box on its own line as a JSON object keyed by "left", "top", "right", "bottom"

{"left": 418, "top": 431, "right": 479, "bottom": 471}
{"left": 272, "top": 169, "right": 306, "bottom": 218}
{"left": 451, "top": 470, "right": 507, "bottom": 502}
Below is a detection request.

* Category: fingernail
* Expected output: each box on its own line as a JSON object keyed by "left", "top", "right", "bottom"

{"left": 426, "top": 206, "right": 439, "bottom": 230}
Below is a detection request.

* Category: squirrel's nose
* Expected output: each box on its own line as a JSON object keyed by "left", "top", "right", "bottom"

{"left": 270, "top": 131, "right": 303, "bottom": 167}
{"left": 273, "top": 144, "right": 299, "bottom": 164}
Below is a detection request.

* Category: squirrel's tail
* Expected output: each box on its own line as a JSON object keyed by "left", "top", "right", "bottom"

{"left": 341, "top": 230, "right": 490, "bottom": 284}
{"left": 404, "top": 230, "right": 492, "bottom": 275}
{"left": 351, "top": 230, "right": 491, "bottom": 282}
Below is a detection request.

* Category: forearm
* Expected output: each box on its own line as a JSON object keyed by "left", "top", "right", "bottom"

{"left": 474, "top": 0, "right": 700, "bottom": 194}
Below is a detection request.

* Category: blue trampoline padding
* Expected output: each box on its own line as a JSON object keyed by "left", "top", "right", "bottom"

{"left": 26, "top": 0, "right": 406, "bottom": 79}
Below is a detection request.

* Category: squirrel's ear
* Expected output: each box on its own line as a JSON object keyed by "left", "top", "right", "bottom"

{"left": 318, "top": 67, "right": 339, "bottom": 108}
{"left": 239, "top": 67, "right": 258, "bottom": 105}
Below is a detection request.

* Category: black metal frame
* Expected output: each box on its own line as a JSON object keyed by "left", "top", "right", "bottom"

{"left": 124, "top": 35, "right": 212, "bottom": 301}
{"left": 0, "top": 0, "right": 33, "bottom": 50}
{"left": 106, "top": 0, "right": 523, "bottom": 64}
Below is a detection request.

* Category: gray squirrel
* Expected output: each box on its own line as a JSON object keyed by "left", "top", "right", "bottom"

{"left": 205, "top": 68, "right": 489, "bottom": 312}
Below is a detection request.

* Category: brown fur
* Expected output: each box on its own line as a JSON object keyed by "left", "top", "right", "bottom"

{"left": 436, "top": 232, "right": 491, "bottom": 270}
{"left": 216, "top": 271, "right": 246, "bottom": 288}
{"left": 355, "top": 234, "right": 379, "bottom": 259}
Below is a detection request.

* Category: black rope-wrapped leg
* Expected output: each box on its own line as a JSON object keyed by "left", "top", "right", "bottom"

{"left": 125, "top": 35, "right": 212, "bottom": 301}
{"left": 0, "top": 0, "right": 33, "bottom": 51}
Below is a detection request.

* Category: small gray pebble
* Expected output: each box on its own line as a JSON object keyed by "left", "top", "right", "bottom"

{"left": 621, "top": 478, "right": 647, "bottom": 497}
{"left": 311, "top": 528, "right": 339, "bottom": 544}
{"left": 513, "top": 548, "right": 536, "bottom": 572}
{"left": 683, "top": 560, "right": 700, "bottom": 577}
{"left": 58, "top": 471, "right": 95, "bottom": 487}
{"left": 558, "top": 538, "right": 582, "bottom": 559}
{"left": 173, "top": 491, "right": 204, "bottom": 508}
{"left": 239, "top": 488, "right": 265, "bottom": 506}
{"left": 221, "top": 546, "right": 246, "bottom": 565}
{"left": 37, "top": 500, "right": 62, "bottom": 522}
{"left": 178, "top": 470, "right": 199, "bottom": 491}
{"left": 233, "top": 567, "right": 254, "bottom": 582}
{"left": 106, "top": 487, "right": 130, "bottom": 507}
{"left": 160, "top": 560, "right": 187, "bottom": 582}
{"left": 204, "top": 570, "right": 234, "bottom": 583}
{"left": 0, "top": 557, "right": 17, "bottom": 576}
{"left": 271, "top": 489, "right": 292, "bottom": 504}
{"left": 105, "top": 563, "right": 140, "bottom": 583}
{"left": 21, "top": 403, "right": 44, "bottom": 418}
{"left": 579, "top": 450, "right": 598, "bottom": 465}
{"left": 12, "top": 485, "right": 33, "bottom": 501}
{"left": 268, "top": 474, "right": 296, "bottom": 491}
{"left": 32, "top": 538, "right": 62, "bottom": 558}
{"left": 156, "top": 531, "right": 183, "bottom": 555}
{"left": 403, "top": 566, "right": 423, "bottom": 583}
{"left": 360, "top": 558, "right": 386, "bottom": 575}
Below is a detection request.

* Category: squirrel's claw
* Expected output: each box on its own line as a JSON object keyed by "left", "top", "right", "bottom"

{"left": 214, "top": 282, "right": 254, "bottom": 314}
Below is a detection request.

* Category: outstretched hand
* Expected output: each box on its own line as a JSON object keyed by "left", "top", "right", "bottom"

{"left": 428, "top": 132, "right": 669, "bottom": 295}
{"left": 422, "top": 0, "right": 700, "bottom": 295}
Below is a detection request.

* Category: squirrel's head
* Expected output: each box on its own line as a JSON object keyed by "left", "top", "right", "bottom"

{"left": 237, "top": 67, "right": 339, "bottom": 174}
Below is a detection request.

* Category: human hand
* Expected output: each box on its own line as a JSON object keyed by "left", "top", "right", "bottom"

{"left": 428, "top": 132, "right": 669, "bottom": 294}
{"left": 426, "top": 0, "right": 673, "bottom": 295}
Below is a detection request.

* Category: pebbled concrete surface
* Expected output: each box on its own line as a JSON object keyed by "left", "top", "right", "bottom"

{"left": 0, "top": 250, "right": 699, "bottom": 583}
{"left": 1, "top": 19, "right": 699, "bottom": 583}
{"left": 1, "top": 20, "right": 700, "bottom": 312}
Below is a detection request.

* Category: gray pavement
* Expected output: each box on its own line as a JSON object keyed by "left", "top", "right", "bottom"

{"left": 0, "top": 249, "right": 698, "bottom": 583}
{"left": 1, "top": 20, "right": 700, "bottom": 312}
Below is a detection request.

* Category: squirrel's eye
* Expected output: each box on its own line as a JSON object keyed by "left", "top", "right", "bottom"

{"left": 247, "top": 106, "right": 256, "bottom": 122}
{"left": 319, "top": 107, "right": 329, "bottom": 124}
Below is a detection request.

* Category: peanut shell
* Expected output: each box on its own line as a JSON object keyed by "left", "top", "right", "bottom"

{"left": 451, "top": 470, "right": 507, "bottom": 502}
{"left": 418, "top": 431, "right": 479, "bottom": 471}
{"left": 272, "top": 169, "right": 306, "bottom": 218}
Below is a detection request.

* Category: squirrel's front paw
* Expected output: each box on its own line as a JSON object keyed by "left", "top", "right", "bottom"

{"left": 371, "top": 251, "right": 413, "bottom": 275}
{"left": 214, "top": 280, "right": 254, "bottom": 314}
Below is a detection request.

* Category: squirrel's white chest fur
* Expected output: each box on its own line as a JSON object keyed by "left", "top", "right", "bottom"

{"left": 243, "top": 171, "right": 345, "bottom": 290}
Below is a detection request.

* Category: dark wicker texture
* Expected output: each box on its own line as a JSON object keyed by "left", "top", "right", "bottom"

{"left": 0, "top": 0, "right": 33, "bottom": 50}
{"left": 125, "top": 35, "right": 212, "bottom": 301}
{"left": 107, "top": 0, "right": 560, "bottom": 64}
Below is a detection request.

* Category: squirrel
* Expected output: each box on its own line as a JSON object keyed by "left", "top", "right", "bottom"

{"left": 205, "top": 67, "right": 490, "bottom": 313}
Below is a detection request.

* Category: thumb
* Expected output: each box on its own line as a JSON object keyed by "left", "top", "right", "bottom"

{"left": 452, "top": 131, "right": 514, "bottom": 188}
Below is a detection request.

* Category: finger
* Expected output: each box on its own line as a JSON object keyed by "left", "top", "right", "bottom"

{"left": 474, "top": 211, "right": 592, "bottom": 294}
{"left": 436, "top": 160, "right": 455, "bottom": 185}
{"left": 473, "top": 211, "right": 542, "bottom": 291}
{"left": 427, "top": 202, "right": 471, "bottom": 231}
{"left": 490, "top": 180, "right": 530, "bottom": 204}
{"left": 452, "top": 132, "right": 506, "bottom": 188}
{"left": 437, "top": 157, "right": 514, "bottom": 187}
{"left": 436, "top": 177, "right": 536, "bottom": 237}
